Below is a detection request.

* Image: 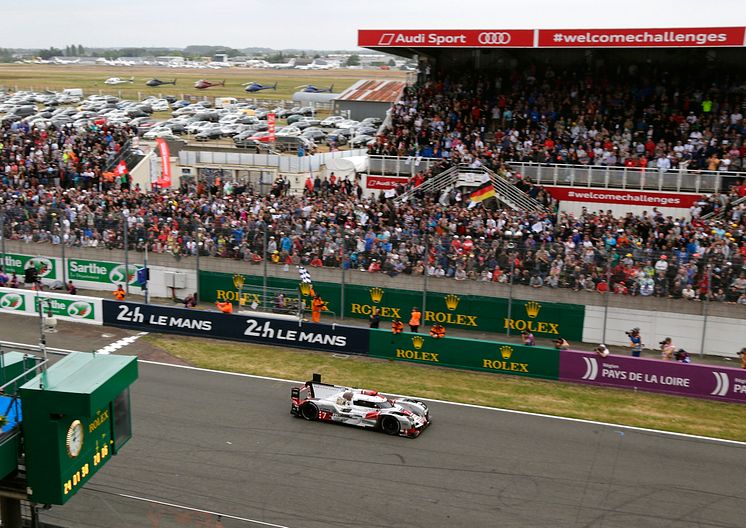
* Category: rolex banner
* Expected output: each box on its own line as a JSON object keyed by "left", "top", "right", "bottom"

{"left": 369, "top": 330, "right": 560, "bottom": 380}
{"left": 198, "top": 271, "right": 585, "bottom": 341}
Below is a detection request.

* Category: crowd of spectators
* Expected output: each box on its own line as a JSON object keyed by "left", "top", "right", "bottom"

{"left": 2, "top": 170, "right": 746, "bottom": 303}
{"left": 369, "top": 64, "right": 746, "bottom": 173}
{"left": 1, "top": 65, "right": 746, "bottom": 306}
{"left": 1, "top": 119, "right": 134, "bottom": 189}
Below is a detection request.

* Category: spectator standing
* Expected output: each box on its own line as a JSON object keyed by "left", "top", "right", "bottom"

{"left": 311, "top": 294, "right": 325, "bottom": 323}
{"left": 184, "top": 292, "right": 197, "bottom": 308}
{"left": 429, "top": 323, "right": 446, "bottom": 338}
{"left": 628, "top": 328, "right": 643, "bottom": 357}
{"left": 408, "top": 307, "right": 421, "bottom": 333}
{"left": 660, "top": 337, "right": 676, "bottom": 361}
{"left": 595, "top": 344, "right": 610, "bottom": 358}
{"left": 113, "top": 284, "right": 126, "bottom": 301}
{"left": 369, "top": 307, "right": 381, "bottom": 329}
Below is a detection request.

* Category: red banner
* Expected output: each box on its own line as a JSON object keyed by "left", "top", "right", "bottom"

{"left": 155, "top": 138, "right": 172, "bottom": 188}
{"left": 366, "top": 175, "right": 409, "bottom": 190}
{"left": 543, "top": 186, "right": 702, "bottom": 208}
{"left": 267, "top": 113, "right": 276, "bottom": 142}
{"left": 538, "top": 27, "right": 745, "bottom": 48}
{"left": 358, "top": 29, "right": 534, "bottom": 48}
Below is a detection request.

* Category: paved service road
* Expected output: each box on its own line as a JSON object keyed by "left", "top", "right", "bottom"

{"left": 0, "top": 313, "right": 743, "bottom": 527}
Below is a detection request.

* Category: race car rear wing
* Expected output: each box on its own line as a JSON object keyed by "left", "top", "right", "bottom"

{"left": 291, "top": 374, "right": 347, "bottom": 400}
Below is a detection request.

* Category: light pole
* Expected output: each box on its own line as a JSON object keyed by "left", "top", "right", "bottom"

{"left": 123, "top": 211, "right": 129, "bottom": 295}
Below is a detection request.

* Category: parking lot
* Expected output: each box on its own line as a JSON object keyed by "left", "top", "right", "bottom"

{"left": 0, "top": 88, "right": 384, "bottom": 155}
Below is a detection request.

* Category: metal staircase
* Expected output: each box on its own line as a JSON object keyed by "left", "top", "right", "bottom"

{"left": 700, "top": 194, "right": 746, "bottom": 221}
{"left": 395, "top": 164, "right": 547, "bottom": 212}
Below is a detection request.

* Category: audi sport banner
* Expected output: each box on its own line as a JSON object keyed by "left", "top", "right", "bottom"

{"left": 543, "top": 186, "right": 702, "bottom": 208}
{"left": 538, "top": 27, "right": 746, "bottom": 48}
{"left": 365, "top": 175, "right": 409, "bottom": 190}
{"left": 560, "top": 351, "right": 746, "bottom": 404}
{"left": 359, "top": 27, "right": 746, "bottom": 49}
{"left": 358, "top": 29, "right": 535, "bottom": 48}
{"left": 102, "top": 300, "right": 370, "bottom": 355}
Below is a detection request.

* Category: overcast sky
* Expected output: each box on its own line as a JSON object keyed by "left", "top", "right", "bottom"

{"left": 3, "top": 0, "right": 744, "bottom": 50}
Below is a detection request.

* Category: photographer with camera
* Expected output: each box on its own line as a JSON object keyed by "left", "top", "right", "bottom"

{"left": 660, "top": 337, "right": 676, "bottom": 361}
{"left": 626, "top": 328, "right": 643, "bottom": 357}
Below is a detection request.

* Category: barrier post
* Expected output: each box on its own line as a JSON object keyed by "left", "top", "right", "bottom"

{"left": 123, "top": 212, "right": 129, "bottom": 296}
{"left": 506, "top": 254, "right": 515, "bottom": 337}
{"left": 602, "top": 252, "right": 612, "bottom": 344}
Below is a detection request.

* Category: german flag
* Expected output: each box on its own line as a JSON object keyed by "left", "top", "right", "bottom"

{"left": 468, "top": 181, "right": 496, "bottom": 203}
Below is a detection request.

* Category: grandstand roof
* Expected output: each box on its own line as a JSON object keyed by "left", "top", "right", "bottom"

{"left": 359, "top": 27, "right": 746, "bottom": 55}
{"left": 335, "top": 80, "right": 406, "bottom": 103}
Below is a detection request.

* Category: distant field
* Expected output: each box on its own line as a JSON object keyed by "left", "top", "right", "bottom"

{"left": 0, "top": 64, "right": 408, "bottom": 102}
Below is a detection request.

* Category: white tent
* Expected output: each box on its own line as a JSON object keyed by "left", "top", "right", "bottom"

{"left": 324, "top": 156, "right": 368, "bottom": 179}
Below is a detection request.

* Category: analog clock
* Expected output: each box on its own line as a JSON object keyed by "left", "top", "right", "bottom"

{"left": 66, "top": 420, "right": 84, "bottom": 458}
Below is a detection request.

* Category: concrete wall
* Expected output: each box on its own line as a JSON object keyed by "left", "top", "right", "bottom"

{"left": 583, "top": 306, "right": 744, "bottom": 357}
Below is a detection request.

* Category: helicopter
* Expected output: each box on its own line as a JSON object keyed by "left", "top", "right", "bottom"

{"left": 194, "top": 79, "right": 225, "bottom": 90}
{"left": 295, "top": 84, "right": 334, "bottom": 93}
{"left": 146, "top": 78, "right": 177, "bottom": 87}
{"left": 104, "top": 76, "right": 134, "bottom": 85}
{"left": 241, "top": 81, "right": 278, "bottom": 93}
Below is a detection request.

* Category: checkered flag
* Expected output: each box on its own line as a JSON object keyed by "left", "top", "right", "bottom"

{"left": 298, "top": 266, "right": 312, "bottom": 285}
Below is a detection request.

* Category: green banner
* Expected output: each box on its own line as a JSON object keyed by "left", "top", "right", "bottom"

{"left": 1, "top": 253, "right": 58, "bottom": 281}
{"left": 67, "top": 259, "right": 141, "bottom": 286}
{"left": 0, "top": 291, "right": 26, "bottom": 312}
{"left": 199, "top": 270, "right": 586, "bottom": 341}
{"left": 35, "top": 296, "right": 96, "bottom": 320}
{"left": 368, "top": 330, "right": 560, "bottom": 380}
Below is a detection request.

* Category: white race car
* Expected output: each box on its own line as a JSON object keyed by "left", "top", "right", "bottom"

{"left": 291, "top": 375, "right": 431, "bottom": 438}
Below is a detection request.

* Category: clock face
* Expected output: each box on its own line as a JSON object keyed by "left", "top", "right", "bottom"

{"left": 66, "top": 420, "right": 84, "bottom": 458}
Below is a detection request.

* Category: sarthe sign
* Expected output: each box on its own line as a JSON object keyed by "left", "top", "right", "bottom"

{"left": 102, "top": 300, "right": 370, "bottom": 355}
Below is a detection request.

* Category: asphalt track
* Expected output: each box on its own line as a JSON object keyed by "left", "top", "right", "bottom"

{"left": 1, "top": 313, "right": 744, "bottom": 528}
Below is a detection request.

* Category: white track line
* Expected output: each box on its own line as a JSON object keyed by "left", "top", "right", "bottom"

{"left": 139, "top": 360, "right": 746, "bottom": 447}
{"left": 95, "top": 332, "right": 148, "bottom": 354}
{"left": 113, "top": 493, "right": 294, "bottom": 528}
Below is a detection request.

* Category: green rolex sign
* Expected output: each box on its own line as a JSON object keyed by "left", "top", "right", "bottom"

{"left": 198, "top": 270, "right": 586, "bottom": 341}
{"left": 67, "top": 259, "right": 142, "bottom": 286}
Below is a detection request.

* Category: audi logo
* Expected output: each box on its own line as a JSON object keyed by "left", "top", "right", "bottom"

{"left": 477, "top": 32, "right": 512, "bottom": 45}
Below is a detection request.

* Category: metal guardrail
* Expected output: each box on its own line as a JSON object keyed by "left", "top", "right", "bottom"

{"left": 368, "top": 155, "right": 745, "bottom": 194}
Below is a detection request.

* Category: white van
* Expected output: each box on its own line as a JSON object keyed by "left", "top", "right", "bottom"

{"left": 214, "top": 97, "right": 237, "bottom": 109}
{"left": 62, "top": 88, "right": 84, "bottom": 98}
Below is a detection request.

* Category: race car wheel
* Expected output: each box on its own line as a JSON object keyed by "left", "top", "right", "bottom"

{"left": 380, "top": 416, "right": 400, "bottom": 436}
{"left": 300, "top": 403, "right": 319, "bottom": 421}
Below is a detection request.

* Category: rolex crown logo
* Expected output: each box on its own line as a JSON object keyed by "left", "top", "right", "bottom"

{"left": 369, "top": 287, "right": 385, "bottom": 303}
{"left": 299, "top": 282, "right": 312, "bottom": 296}
{"left": 444, "top": 294, "right": 460, "bottom": 311}
{"left": 232, "top": 274, "right": 246, "bottom": 290}
{"left": 412, "top": 336, "right": 425, "bottom": 350}
{"left": 500, "top": 346, "right": 513, "bottom": 360}
{"left": 525, "top": 301, "right": 541, "bottom": 319}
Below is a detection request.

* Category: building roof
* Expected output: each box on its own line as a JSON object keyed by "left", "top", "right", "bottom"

{"left": 335, "top": 80, "right": 406, "bottom": 103}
